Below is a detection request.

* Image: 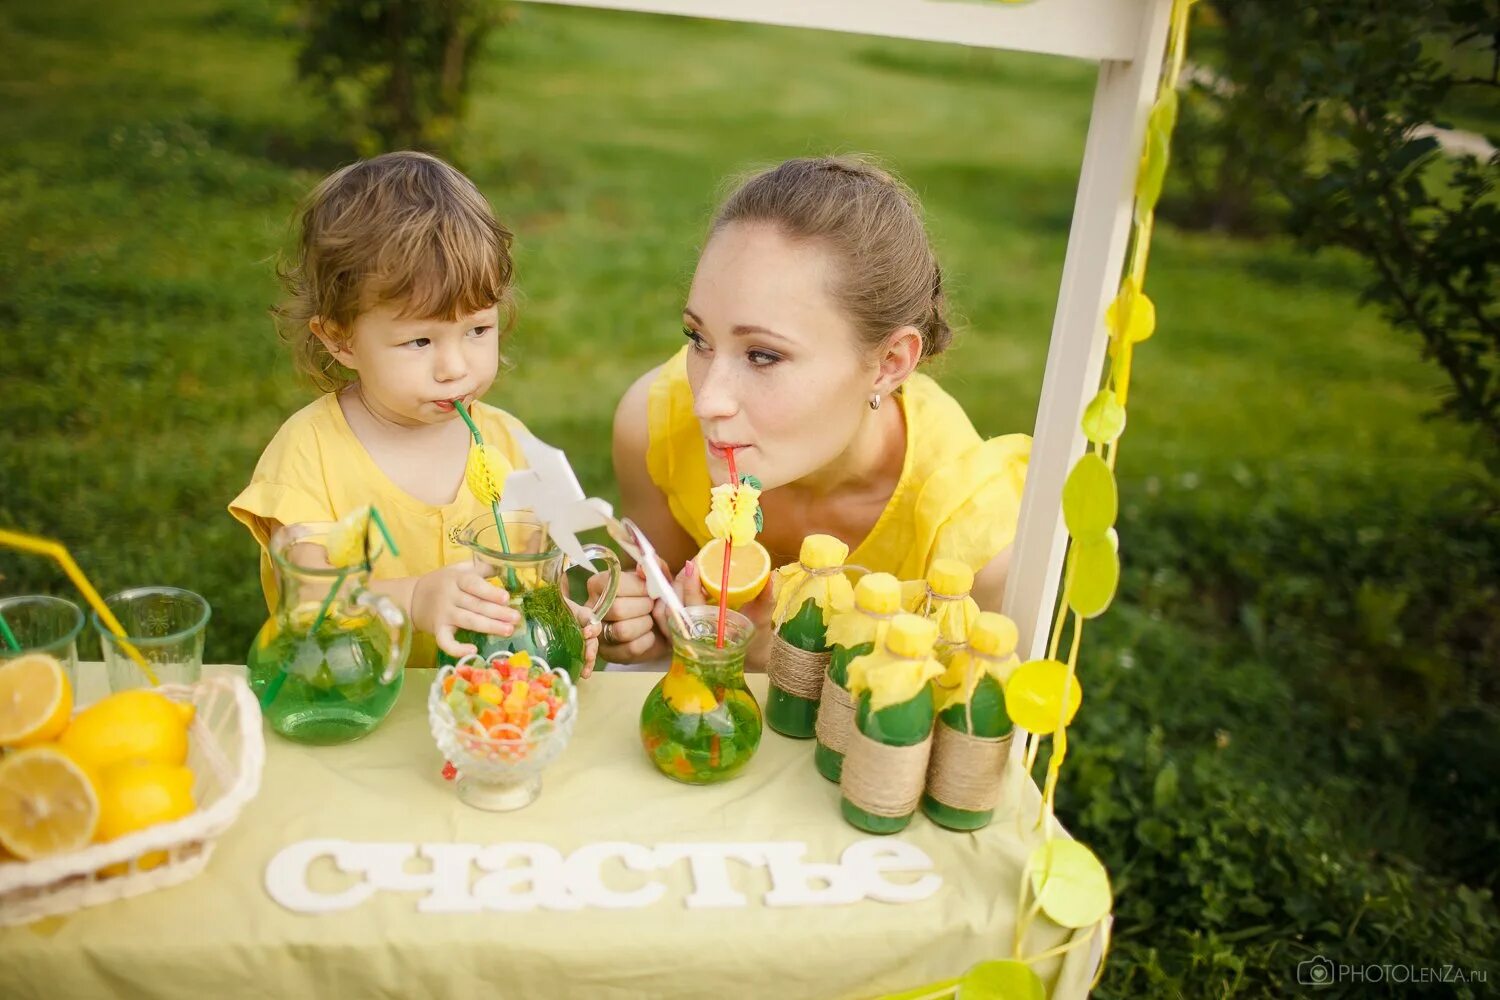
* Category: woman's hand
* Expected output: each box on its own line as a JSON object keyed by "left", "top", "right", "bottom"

{"left": 589, "top": 558, "right": 671, "bottom": 665}
{"left": 410, "top": 563, "right": 521, "bottom": 659}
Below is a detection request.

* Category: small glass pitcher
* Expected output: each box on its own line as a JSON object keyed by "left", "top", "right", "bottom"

{"left": 449, "top": 512, "right": 621, "bottom": 683}
{"left": 639, "top": 606, "right": 762, "bottom": 784}
{"left": 247, "top": 522, "right": 411, "bottom": 745}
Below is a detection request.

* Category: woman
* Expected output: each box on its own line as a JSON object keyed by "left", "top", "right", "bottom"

{"left": 592, "top": 156, "right": 1029, "bottom": 665}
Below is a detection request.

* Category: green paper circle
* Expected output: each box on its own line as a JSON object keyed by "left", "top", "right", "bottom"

{"left": 1068, "top": 537, "right": 1120, "bottom": 618}
{"left": 1081, "top": 390, "right": 1126, "bottom": 445}
{"left": 1026, "top": 839, "right": 1113, "bottom": 929}
{"left": 1062, "top": 454, "right": 1117, "bottom": 538}
{"left": 1004, "top": 659, "right": 1082, "bottom": 735}
{"left": 956, "top": 959, "right": 1047, "bottom": 1000}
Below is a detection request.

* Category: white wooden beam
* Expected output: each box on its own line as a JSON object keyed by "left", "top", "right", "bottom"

{"left": 521, "top": 0, "right": 1148, "bottom": 62}
{"left": 1001, "top": 0, "right": 1173, "bottom": 663}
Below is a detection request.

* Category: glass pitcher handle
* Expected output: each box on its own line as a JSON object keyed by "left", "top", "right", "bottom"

{"left": 571, "top": 544, "right": 621, "bottom": 622}
{"left": 354, "top": 588, "right": 412, "bottom": 685}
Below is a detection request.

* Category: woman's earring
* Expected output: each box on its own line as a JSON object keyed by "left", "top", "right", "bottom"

{"left": 869, "top": 392, "right": 882, "bottom": 411}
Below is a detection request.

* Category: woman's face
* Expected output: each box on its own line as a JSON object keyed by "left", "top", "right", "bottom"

{"left": 682, "top": 221, "right": 876, "bottom": 490}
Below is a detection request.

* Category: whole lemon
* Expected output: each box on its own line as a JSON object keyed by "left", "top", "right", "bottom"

{"left": 95, "top": 760, "right": 196, "bottom": 873}
{"left": 60, "top": 691, "right": 195, "bottom": 771}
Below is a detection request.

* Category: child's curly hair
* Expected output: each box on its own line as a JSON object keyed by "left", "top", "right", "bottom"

{"left": 275, "top": 151, "right": 516, "bottom": 390}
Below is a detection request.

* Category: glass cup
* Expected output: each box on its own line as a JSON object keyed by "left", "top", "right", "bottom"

{"left": 0, "top": 595, "right": 85, "bottom": 691}
{"left": 93, "top": 587, "right": 210, "bottom": 692}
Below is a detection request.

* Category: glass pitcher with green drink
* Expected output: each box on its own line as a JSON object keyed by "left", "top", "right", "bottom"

{"left": 248, "top": 522, "right": 412, "bottom": 745}
{"left": 448, "top": 512, "right": 620, "bottom": 683}
{"left": 640, "top": 606, "right": 761, "bottom": 784}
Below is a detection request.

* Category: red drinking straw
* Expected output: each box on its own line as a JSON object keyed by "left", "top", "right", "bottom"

{"left": 716, "top": 448, "right": 738, "bottom": 648}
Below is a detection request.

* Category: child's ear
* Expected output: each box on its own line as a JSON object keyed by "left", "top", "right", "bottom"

{"left": 311, "top": 317, "right": 357, "bottom": 369}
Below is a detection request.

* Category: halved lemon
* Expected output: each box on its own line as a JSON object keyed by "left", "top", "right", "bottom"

{"left": 0, "top": 747, "right": 100, "bottom": 860}
{"left": 694, "top": 539, "right": 771, "bottom": 609}
{"left": 0, "top": 653, "right": 74, "bottom": 748}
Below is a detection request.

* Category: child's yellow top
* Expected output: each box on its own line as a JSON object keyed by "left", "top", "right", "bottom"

{"left": 229, "top": 393, "right": 530, "bottom": 668}
{"left": 646, "top": 346, "right": 1031, "bottom": 580}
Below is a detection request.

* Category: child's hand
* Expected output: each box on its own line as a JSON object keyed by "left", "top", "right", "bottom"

{"left": 411, "top": 563, "right": 521, "bottom": 659}
{"left": 563, "top": 597, "right": 604, "bottom": 679}
{"left": 591, "top": 557, "right": 670, "bottom": 664}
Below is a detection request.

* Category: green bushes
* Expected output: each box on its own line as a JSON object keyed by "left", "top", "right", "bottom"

{"left": 1055, "top": 480, "right": 1500, "bottom": 996}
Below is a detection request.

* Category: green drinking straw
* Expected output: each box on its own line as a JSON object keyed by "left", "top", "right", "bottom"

{"left": 0, "top": 613, "right": 20, "bottom": 652}
{"left": 451, "top": 399, "right": 520, "bottom": 591}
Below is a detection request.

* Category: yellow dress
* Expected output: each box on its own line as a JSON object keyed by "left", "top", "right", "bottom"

{"left": 229, "top": 393, "right": 530, "bottom": 668}
{"left": 646, "top": 347, "right": 1030, "bottom": 581}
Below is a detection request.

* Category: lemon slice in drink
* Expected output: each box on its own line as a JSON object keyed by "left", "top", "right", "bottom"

{"left": 0, "top": 653, "right": 73, "bottom": 748}
{"left": 694, "top": 539, "right": 771, "bottom": 609}
{"left": 0, "top": 747, "right": 100, "bottom": 860}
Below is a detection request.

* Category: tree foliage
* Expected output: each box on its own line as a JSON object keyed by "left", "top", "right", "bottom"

{"left": 1172, "top": 2, "right": 1500, "bottom": 468}
{"left": 294, "top": 0, "right": 508, "bottom": 156}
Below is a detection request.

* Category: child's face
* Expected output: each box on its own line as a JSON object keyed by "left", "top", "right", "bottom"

{"left": 682, "top": 221, "right": 882, "bottom": 491}
{"left": 319, "top": 301, "right": 501, "bottom": 427}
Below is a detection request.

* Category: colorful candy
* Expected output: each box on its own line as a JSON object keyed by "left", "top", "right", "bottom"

{"left": 438, "top": 651, "right": 569, "bottom": 767}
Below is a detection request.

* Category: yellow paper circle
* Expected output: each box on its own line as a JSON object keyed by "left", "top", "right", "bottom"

{"left": 955, "top": 959, "right": 1046, "bottom": 1000}
{"left": 1062, "top": 454, "right": 1117, "bottom": 539}
{"left": 1026, "top": 839, "right": 1113, "bottom": 929}
{"left": 1067, "top": 537, "right": 1120, "bottom": 619}
{"left": 1003, "top": 659, "right": 1082, "bottom": 735}
{"left": 1081, "top": 389, "right": 1127, "bottom": 445}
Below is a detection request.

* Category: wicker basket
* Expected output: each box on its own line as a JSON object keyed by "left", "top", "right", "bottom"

{"left": 0, "top": 674, "right": 266, "bottom": 927}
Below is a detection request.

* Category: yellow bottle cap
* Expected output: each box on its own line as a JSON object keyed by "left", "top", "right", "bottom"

{"left": 969, "top": 611, "right": 1019, "bottom": 657}
{"left": 885, "top": 614, "right": 938, "bottom": 659}
{"left": 926, "top": 557, "right": 974, "bottom": 598}
{"left": 853, "top": 573, "right": 902, "bottom": 615}
{"left": 799, "top": 533, "right": 849, "bottom": 570}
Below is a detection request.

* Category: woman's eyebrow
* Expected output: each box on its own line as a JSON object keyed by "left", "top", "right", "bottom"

{"left": 684, "top": 307, "right": 789, "bottom": 344}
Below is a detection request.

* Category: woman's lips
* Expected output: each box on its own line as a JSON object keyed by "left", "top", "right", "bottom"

{"left": 707, "top": 441, "right": 750, "bottom": 459}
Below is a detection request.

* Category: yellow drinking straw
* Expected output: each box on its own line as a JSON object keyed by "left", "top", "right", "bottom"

{"left": 0, "top": 528, "right": 160, "bottom": 685}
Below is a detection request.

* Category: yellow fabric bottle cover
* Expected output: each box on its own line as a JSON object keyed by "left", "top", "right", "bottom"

{"left": 799, "top": 533, "right": 849, "bottom": 570}
{"left": 847, "top": 614, "right": 943, "bottom": 712}
{"left": 825, "top": 573, "right": 902, "bottom": 651}
{"left": 927, "top": 558, "right": 974, "bottom": 598}
{"left": 887, "top": 614, "right": 938, "bottom": 660}
{"left": 854, "top": 573, "right": 902, "bottom": 614}
{"left": 771, "top": 534, "right": 855, "bottom": 627}
{"left": 969, "top": 611, "right": 1019, "bottom": 658}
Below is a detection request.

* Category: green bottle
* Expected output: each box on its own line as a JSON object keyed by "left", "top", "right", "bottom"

{"left": 840, "top": 614, "right": 943, "bottom": 834}
{"left": 765, "top": 534, "right": 853, "bottom": 739}
{"left": 815, "top": 572, "right": 902, "bottom": 783}
{"left": 922, "top": 611, "right": 1020, "bottom": 831}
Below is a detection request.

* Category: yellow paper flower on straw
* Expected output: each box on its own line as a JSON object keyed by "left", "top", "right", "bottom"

{"left": 325, "top": 506, "right": 373, "bottom": 568}
{"left": 846, "top": 614, "right": 943, "bottom": 713}
{"left": 466, "top": 443, "right": 514, "bottom": 506}
{"left": 705, "top": 481, "right": 761, "bottom": 547}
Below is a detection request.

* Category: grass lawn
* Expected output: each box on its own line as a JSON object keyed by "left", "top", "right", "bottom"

{"left": 2, "top": 2, "right": 1494, "bottom": 995}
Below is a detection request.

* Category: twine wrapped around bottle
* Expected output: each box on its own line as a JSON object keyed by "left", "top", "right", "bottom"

{"left": 815, "top": 675, "right": 856, "bottom": 753}
{"left": 841, "top": 728, "right": 934, "bottom": 818}
{"left": 767, "top": 543, "right": 861, "bottom": 703}
{"left": 926, "top": 721, "right": 1012, "bottom": 812}
{"left": 766, "top": 634, "right": 830, "bottom": 700}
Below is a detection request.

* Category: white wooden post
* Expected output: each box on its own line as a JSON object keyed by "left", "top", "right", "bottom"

{"left": 1001, "top": 1, "right": 1174, "bottom": 660}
